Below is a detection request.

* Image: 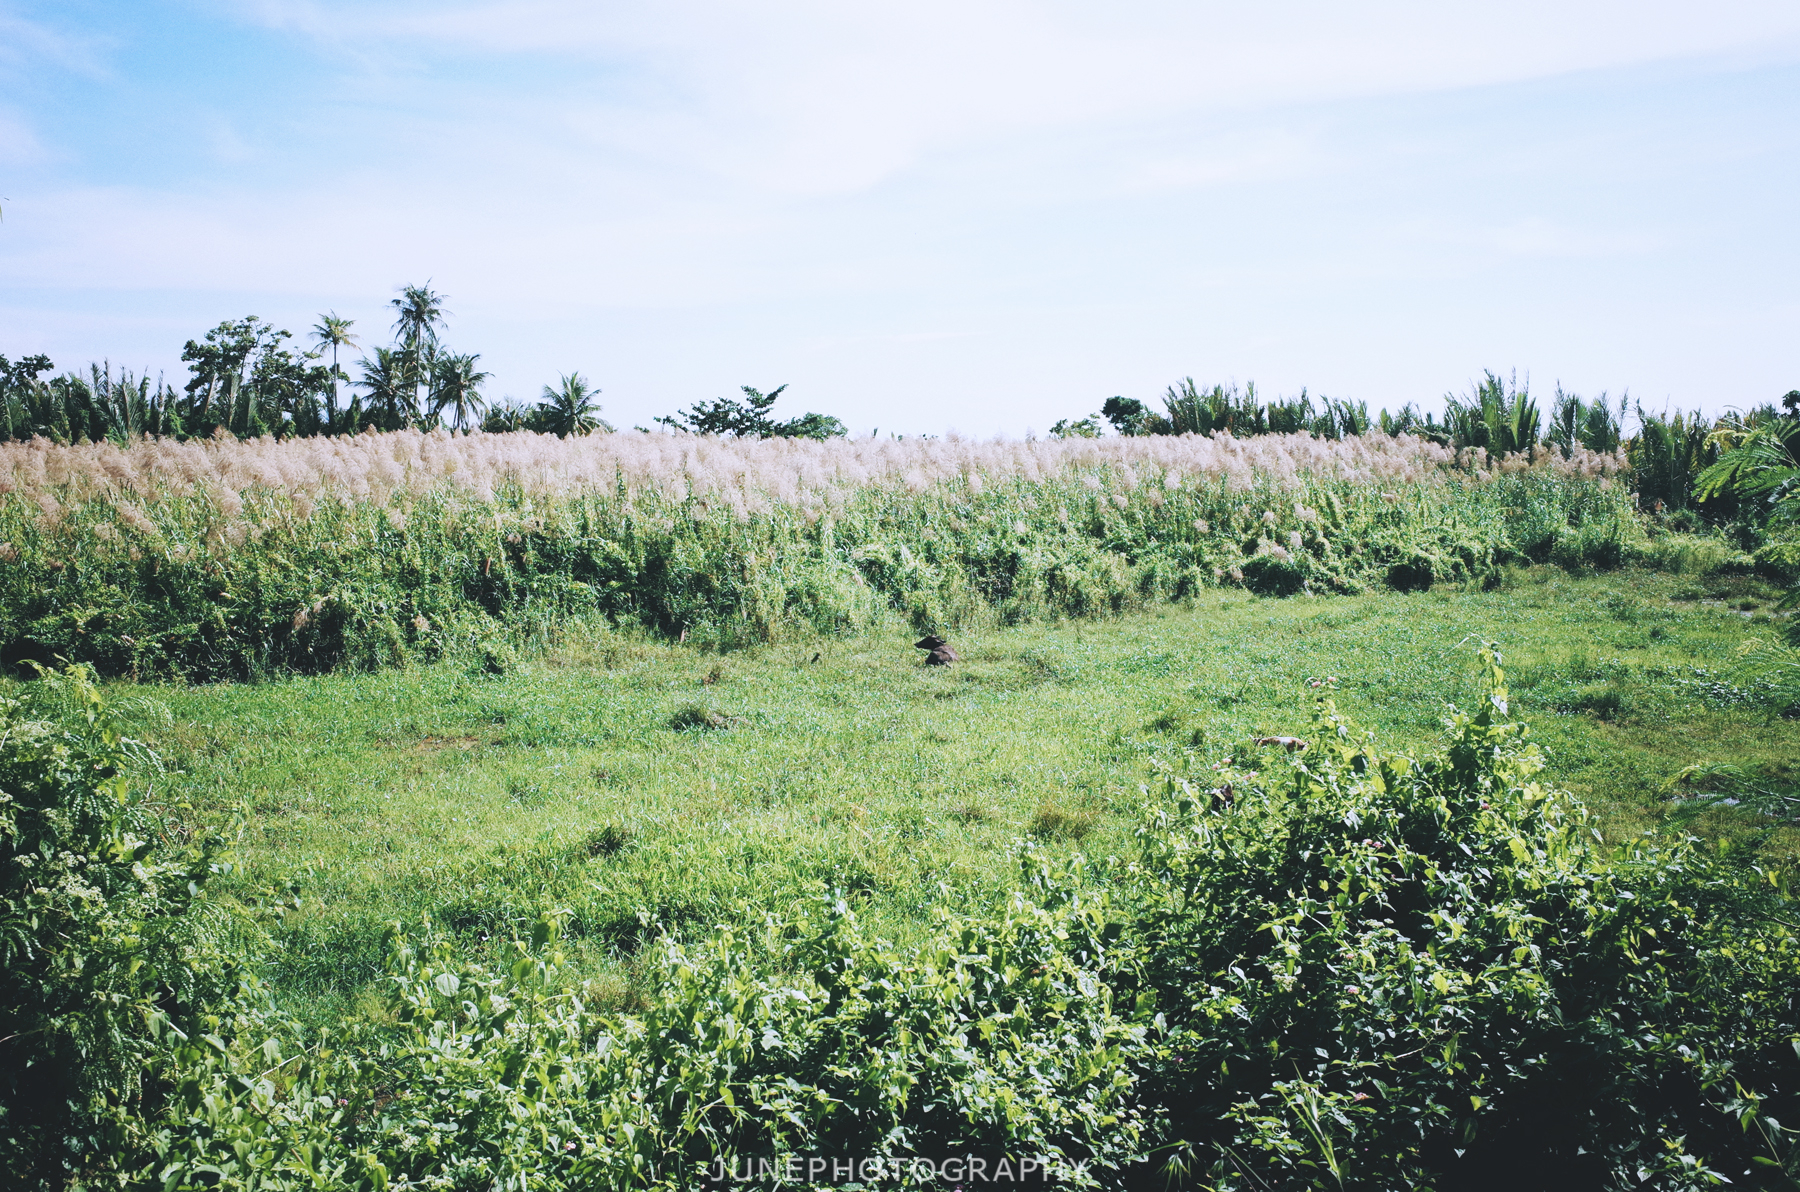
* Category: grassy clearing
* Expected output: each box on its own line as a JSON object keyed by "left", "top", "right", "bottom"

{"left": 90, "top": 566, "right": 1796, "bottom": 1024}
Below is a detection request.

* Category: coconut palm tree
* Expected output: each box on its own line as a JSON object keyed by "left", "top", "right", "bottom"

{"left": 389, "top": 284, "right": 448, "bottom": 417}
{"left": 433, "top": 353, "right": 490, "bottom": 432}
{"left": 358, "top": 347, "right": 416, "bottom": 430}
{"left": 540, "top": 372, "right": 611, "bottom": 437}
{"left": 310, "top": 313, "right": 357, "bottom": 432}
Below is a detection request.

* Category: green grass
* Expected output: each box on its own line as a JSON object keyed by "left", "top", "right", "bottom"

{"left": 92, "top": 567, "right": 1798, "bottom": 1023}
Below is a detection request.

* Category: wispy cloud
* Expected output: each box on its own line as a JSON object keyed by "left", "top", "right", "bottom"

{"left": 3, "top": 1, "right": 1797, "bottom": 426}
{"left": 0, "top": 108, "right": 46, "bottom": 165}
{"left": 234, "top": 0, "right": 1800, "bottom": 197}
{"left": 0, "top": 6, "right": 112, "bottom": 75}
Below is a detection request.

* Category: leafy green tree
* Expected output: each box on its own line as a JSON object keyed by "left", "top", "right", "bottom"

{"left": 179, "top": 317, "right": 279, "bottom": 428}
{"left": 537, "top": 372, "right": 611, "bottom": 437}
{"left": 656, "top": 384, "right": 845, "bottom": 439}
{"left": 178, "top": 317, "right": 328, "bottom": 437}
{"left": 774, "top": 410, "right": 848, "bottom": 440}
{"left": 1101, "top": 396, "right": 1153, "bottom": 436}
{"left": 0, "top": 353, "right": 55, "bottom": 442}
{"left": 1050, "top": 415, "right": 1101, "bottom": 438}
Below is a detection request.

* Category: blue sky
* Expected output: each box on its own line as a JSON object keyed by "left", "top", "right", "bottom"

{"left": 2, "top": 1, "right": 1797, "bottom": 435}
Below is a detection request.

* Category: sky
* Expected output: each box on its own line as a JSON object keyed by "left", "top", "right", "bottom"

{"left": 1, "top": 1, "right": 1797, "bottom": 436}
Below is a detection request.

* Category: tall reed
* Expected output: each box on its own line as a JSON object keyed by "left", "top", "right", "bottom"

{"left": 0, "top": 429, "right": 1635, "bottom": 678}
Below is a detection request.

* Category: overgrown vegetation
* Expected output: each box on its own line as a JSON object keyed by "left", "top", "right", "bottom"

{"left": 0, "top": 428, "right": 1648, "bottom": 680}
{"left": 6, "top": 326, "right": 1800, "bottom": 1187}
{"left": 3, "top": 644, "right": 1797, "bottom": 1189}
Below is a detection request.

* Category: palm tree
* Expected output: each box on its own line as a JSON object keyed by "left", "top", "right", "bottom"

{"left": 357, "top": 347, "right": 415, "bottom": 430}
{"left": 540, "top": 372, "right": 611, "bottom": 437}
{"left": 389, "top": 284, "right": 449, "bottom": 418}
{"left": 310, "top": 313, "right": 357, "bottom": 432}
{"left": 433, "top": 353, "right": 490, "bottom": 432}
{"left": 1696, "top": 413, "right": 1800, "bottom": 623}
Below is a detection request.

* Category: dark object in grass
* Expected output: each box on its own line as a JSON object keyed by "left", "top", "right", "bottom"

{"left": 669, "top": 703, "right": 738, "bottom": 731}
{"left": 581, "top": 824, "right": 630, "bottom": 858}
{"left": 915, "top": 634, "right": 959, "bottom": 665}
{"left": 1254, "top": 735, "right": 1309, "bottom": 752}
{"left": 1386, "top": 556, "right": 1435, "bottom": 593}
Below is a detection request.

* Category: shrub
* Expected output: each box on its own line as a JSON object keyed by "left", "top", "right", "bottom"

{"left": 1125, "top": 646, "right": 1800, "bottom": 1189}
{"left": 135, "top": 884, "right": 1150, "bottom": 1190}
{"left": 1241, "top": 553, "right": 1307, "bottom": 597}
{"left": 0, "top": 666, "right": 242, "bottom": 1187}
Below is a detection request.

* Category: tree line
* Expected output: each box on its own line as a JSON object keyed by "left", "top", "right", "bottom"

{"left": 1060, "top": 372, "right": 1800, "bottom": 520}
{"left": 0, "top": 283, "right": 847, "bottom": 446}
{"left": 4, "top": 293, "right": 1793, "bottom": 524}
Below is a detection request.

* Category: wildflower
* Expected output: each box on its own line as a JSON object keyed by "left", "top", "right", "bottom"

{"left": 1261, "top": 510, "right": 1278, "bottom": 525}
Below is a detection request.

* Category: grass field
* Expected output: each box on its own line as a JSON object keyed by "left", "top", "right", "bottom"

{"left": 100, "top": 563, "right": 1797, "bottom": 1024}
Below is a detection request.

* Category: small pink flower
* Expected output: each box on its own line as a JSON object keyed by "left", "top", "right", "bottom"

{"left": 1345, "top": 985, "right": 1360, "bottom": 995}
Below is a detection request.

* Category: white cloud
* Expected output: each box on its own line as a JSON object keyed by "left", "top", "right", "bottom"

{"left": 0, "top": 6, "right": 111, "bottom": 75}
{"left": 0, "top": 108, "right": 45, "bottom": 165}
{"left": 237, "top": 0, "right": 1800, "bottom": 197}
{"left": 4, "top": 1, "right": 1797, "bottom": 424}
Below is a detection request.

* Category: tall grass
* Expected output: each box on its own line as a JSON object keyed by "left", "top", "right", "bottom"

{"left": 0, "top": 429, "right": 1634, "bottom": 678}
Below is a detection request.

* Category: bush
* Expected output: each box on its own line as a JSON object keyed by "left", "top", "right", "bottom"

{"left": 0, "top": 666, "right": 241, "bottom": 1187}
{"left": 135, "top": 884, "right": 1150, "bottom": 1190}
{"left": 1242, "top": 553, "right": 1307, "bottom": 597}
{"left": 1125, "top": 646, "right": 1800, "bottom": 1189}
